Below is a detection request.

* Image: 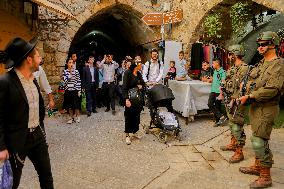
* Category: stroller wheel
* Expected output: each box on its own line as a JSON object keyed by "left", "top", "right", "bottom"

{"left": 143, "top": 124, "right": 150, "bottom": 134}
{"left": 174, "top": 130, "right": 182, "bottom": 141}
{"left": 158, "top": 131, "right": 167, "bottom": 143}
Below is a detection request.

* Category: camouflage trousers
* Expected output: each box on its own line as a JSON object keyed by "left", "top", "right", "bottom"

{"left": 226, "top": 105, "right": 246, "bottom": 147}
{"left": 249, "top": 103, "right": 279, "bottom": 168}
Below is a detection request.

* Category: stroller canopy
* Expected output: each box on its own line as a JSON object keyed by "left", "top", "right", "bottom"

{"left": 149, "top": 84, "right": 175, "bottom": 103}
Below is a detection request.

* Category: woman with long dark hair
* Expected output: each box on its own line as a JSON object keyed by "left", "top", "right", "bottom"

{"left": 123, "top": 60, "right": 145, "bottom": 145}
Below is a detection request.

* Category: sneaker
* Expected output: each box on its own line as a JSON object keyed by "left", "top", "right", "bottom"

{"left": 105, "top": 108, "right": 110, "bottom": 112}
{"left": 87, "top": 112, "right": 91, "bottom": 117}
{"left": 75, "top": 116, "right": 80, "bottom": 123}
{"left": 126, "top": 136, "right": 131, "bottom": 145}
{"left": 112, "top": 110, "right": 116, "bottom": 115}
{"left": 92, "top": 109, "right": 98, "bottom": 113}
{"left": 131, "top": 133, "right": 141, "bottom": 140}
{"left": 67, "top": 118, "right": 73, "bottom": 124}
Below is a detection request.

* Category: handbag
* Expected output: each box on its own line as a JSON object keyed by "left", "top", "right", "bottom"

{"left": 58, "top": 80, "right": 65, "bottom": 94}
{"left": 0, "top": 160, "right": 13, "bottom": 189}
{"left": 81, "top": 92, "right": 87, "bottom": 112}
{"left": 128, "top": 87, "right": 144, "bottom": 107}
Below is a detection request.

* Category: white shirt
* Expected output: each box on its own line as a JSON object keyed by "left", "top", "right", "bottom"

{"left": 97, "top": 60, "right": 119, "bottom": 83}
{"left": 33, "top": 66, "right": 52, "bottom": 94}
{"left": 142, "top": 60, "right": 164, "bottom": 83}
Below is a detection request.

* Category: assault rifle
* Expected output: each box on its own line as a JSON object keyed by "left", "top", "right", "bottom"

{"left": 220, "top": 82, "right": 232, "bottom": 113}
{"left": 232, "top": 65, "right": 254, "bottom": 118}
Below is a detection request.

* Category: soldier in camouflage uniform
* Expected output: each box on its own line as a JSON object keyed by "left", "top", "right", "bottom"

{"left": 239, "top": 31, "right": 284, "bottom": 188}
{"left": 220, "top": 45, "right": 248, "bottom": 164}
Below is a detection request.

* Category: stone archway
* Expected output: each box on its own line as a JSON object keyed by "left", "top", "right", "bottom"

{"left": 179, "top": 0, "right": 284, "bottom": 63}
{"left": 69, "top": 3, "right": 158, "bottom": 64}
{"left": 185, "top": 0, "right": 284, "bottom": 46}
{"left": 39, "top": 0, "right": 162, "bottom": 85}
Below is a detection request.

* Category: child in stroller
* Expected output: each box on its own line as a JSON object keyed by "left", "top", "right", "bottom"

{"left": 144, "top": 84, "right": 181, "bottom": 143}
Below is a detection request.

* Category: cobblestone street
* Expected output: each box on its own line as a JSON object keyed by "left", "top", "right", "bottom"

{"left": 18, "top": 107, "right": 284, "bottom": 189}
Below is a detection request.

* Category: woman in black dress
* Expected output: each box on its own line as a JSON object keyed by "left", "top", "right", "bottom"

{"left": 123, "top": 61, "right": 145, "bottom": 145}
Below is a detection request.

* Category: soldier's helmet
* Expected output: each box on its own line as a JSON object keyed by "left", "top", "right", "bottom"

{"left": 257, "top": 31, "right": 280, "bottom": 46}
{"left": 228, "top": 44, "right": 245, "bottom": 56}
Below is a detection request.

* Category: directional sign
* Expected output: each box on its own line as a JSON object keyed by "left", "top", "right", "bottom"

{"left": 163, "top": 9, "right": 183, "bottom": 24}
{"left": 142, "top": 12, "right": 163, "bottom": 26}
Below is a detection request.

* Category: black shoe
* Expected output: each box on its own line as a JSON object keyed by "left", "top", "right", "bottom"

{"left": 213, "top": 122, "right": 220, "bottom": 127}
{"left": 112, "top": 110, "right": 116, "bottom": 115}
{"left": 87, "top": 112, "right": 91, "bottom": 117}
{"left": 217, "top": 116, "right": 228, "bottom": 126}
{"left": 105, "top": 108, "right": 110, "bottom": 112}
{"left": 92, "top": 109, "right": 98, "bottom": 113}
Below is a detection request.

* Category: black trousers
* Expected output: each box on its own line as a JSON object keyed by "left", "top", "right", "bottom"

{"left": 116, "top": 85, "right": 124, "bottom": 105}
{"left": 208, "top": 92, "right": 223, "bottom": 122}
{"left": 10, "top": 126, "right": 54, "bottom": 189}
{"left": 124, "top": 106, "right": 142, "bottom": 133}
{"left": 86, "top": 83, "right": 97, "bottom": 112}
{"left": 102, "top": 82, "right": 116, "bottom": 110}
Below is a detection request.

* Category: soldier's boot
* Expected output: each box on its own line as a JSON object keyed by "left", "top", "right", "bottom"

{"left": 229, "top": 146, "right": 244, "bottom": 163}
{"left": 249, "top": 167, "right": 272, "bottom": 188}
{"left": 220, "top": 136, "right": 237, "bottom": 151}
{"left": 239, "top": 159, "right": 261, "bottom": 176}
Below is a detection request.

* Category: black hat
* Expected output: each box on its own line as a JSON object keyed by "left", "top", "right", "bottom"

{"left": 4, "top": 37, "right": 37, "bottom": 69}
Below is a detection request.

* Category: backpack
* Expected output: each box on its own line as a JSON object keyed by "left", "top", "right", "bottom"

{"left": 146, "top": 60, "right": 161, "bottom": 80}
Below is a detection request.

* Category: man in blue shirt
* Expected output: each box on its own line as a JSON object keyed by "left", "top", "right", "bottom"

{"left": 208, "top": 58, "right": 227, "bottom": 127}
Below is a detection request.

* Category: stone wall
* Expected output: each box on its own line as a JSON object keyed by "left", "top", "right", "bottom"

{"left": 37, "top": 0, "right": 284, "bottom": 86}
{"left": 0, "top": 0, "right": 35, "bottom": 74}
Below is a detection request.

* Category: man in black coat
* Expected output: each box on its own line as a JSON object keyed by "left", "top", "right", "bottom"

{"left": 82, "top": 56, "right": 99, "bottom": 116}
{"left": 0, "top": 38, "right": 54, "bottom": 189}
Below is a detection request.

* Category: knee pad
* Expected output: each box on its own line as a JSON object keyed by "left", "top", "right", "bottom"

{"left": 228, "top": 122, "right": 235, "bottom": 130}
{"left": 251, "top": 136, "right": 265, "bottom": 157}
{"left": 231, "top": 123, "right": 241, "bottom": 133}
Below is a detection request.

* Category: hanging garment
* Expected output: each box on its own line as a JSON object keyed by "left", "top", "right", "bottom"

{"left": 203, "top": 45, "right": 210, "bottom": 63}
{"left": 190, "top": 42, "right": 204, "bottom": 71}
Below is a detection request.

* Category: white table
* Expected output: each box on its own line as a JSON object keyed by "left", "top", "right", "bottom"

{"left": 168, "top": 80, "right": 211, "bottom": 123}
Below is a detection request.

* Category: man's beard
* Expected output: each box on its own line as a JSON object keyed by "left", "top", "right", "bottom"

{"left": 31, "top": 62, "right": 39, "bottom": 73}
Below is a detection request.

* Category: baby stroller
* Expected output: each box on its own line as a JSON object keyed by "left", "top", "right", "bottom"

{"left": 143, "top": 84, "right": 181, "bottom": 143}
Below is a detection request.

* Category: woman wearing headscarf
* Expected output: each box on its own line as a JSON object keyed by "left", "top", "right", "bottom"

{"left": 123, "top": 60, "right": 145, "bottom": 145}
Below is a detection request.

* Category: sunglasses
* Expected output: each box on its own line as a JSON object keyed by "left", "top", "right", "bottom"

{"left": 228, "top": 52, "right": 234, "bottom": 56}
{"left": 257, "top": 42, "right": 271, "bottom": 47}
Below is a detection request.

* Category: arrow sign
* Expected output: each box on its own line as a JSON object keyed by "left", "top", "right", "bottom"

{"left": 142, "top": 12, "right": 163, "bottom": 26}
{"left": 163, "top": 9, "right": 183, "bottom": 24}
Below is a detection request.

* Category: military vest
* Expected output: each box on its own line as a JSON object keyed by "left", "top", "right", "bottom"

{"left": 247, "top": 57, "right": 284, "bottom": 102}
{"left": 225, "top": 62, "right": 248, "bottom": 97}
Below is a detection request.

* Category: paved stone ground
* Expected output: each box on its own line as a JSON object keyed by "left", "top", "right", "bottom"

{"left": 18, "top": 107, "right": 284, "bottom": 189}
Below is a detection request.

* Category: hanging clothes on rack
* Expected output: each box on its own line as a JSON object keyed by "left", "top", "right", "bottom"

{"left": 222, "top": 48, "right": 229, "bottom": 70}
{"left": 190, "top": 42, "right": 204, "bottom": 75}
{"left": 209, "top": 44, "right": 214, "bottom": 66}
{"left": 203, "top": 44, "right": 210, "bottom": 63}
{"left": 278, "top": 39, "right": 284, "bottom": 58}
